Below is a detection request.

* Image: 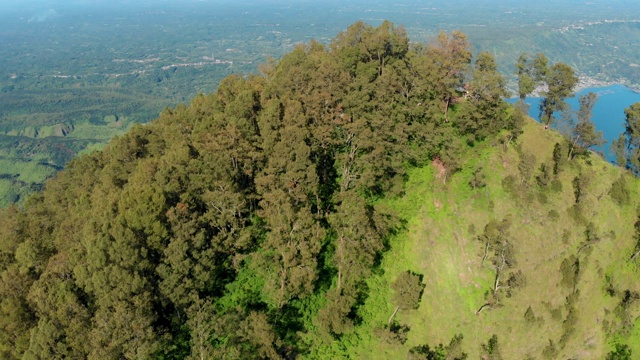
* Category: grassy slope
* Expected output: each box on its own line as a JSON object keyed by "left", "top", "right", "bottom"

{"left": 322, "top": 119, "right": 640, "bottom": 359}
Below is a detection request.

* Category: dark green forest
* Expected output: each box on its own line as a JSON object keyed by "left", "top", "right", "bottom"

{"left": 1, "top": 21, "right": 640, "bottom": 359}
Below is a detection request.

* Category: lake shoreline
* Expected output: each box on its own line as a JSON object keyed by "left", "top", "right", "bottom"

{"left": 507, "top": 84, "right": 640, "bottom": 162}
{"left": 575, "top": 76, "right": 640, "bottom": 94}
{"left": 508, "top": 76, "right": 640, "bottom": 100}
{"left": 508, "top": 80, "right": 640, "bottom": 101}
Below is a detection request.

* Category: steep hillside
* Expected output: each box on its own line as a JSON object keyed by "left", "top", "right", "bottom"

{"left": 323, "top": 120, "right": 640, "bottom": 359}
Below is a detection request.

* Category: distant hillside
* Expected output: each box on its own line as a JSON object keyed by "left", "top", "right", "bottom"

{"left": 0, "top": 21, "right": 638, "bottom": 360}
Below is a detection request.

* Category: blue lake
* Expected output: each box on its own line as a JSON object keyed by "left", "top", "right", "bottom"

{"left": 508, "top": 84, "right": 640, "bottom": 162}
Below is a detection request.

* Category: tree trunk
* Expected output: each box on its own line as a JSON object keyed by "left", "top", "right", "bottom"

{"left": 568, "top": 135, "right": 580, "bottom": 161}
{"left": 504, "top": 134, "right": 513, "bottom": 151}
{"left": 493, "top": 269, "right": 501, "bottom": 293}
{"left": 279, "top": 265, "right": 287, "bottom": 308}
{"left": 388, "top": 306, "right": 400, "bottom": 325}
{"left": 481, "top": 242, "right": 490, "bottom": 267}
{"left": 444, "top": 97, "right": 451, "bottom": 122}
{"left": 475, "top": 303, "right": 490, "bottom": 315}
{"left": 337, "top": 234, "right": 344, "bottom": 291}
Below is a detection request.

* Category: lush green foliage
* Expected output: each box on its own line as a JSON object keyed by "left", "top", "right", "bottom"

{"left": 0, "top": 22, "right": 521, "bottom": 359}
{"left": 2, "top": 19, "right": 640, "bottom": 359}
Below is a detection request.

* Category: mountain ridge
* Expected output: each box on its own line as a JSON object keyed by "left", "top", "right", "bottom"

{"left": 0, "top": 21, "right": 638, "bottom": 359}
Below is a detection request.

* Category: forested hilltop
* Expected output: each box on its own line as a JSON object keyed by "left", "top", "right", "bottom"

{"left": 3, "top": 0, "right": 640, "bottom": 206}
{"left": 1, "top": 21, "right": 640, "bottom": 359}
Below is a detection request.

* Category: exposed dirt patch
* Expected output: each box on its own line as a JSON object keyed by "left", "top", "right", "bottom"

{"left": 432, "top": 158, "right": 447, "bottom": 183}
{"left": 434, "top": 198, "right": 442, "bottom": 210}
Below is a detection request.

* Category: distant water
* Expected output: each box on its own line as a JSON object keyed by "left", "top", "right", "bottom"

{"left": 508, "top": 84, "right": 640, "bottom": 162}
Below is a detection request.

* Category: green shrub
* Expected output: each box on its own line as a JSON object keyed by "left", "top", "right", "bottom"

{"left": 610, "top": 175, "right": 630, "bottom": 206}
{"left": 606, "top": 344, "right": 632, "bottom": 360}
{"left": 524, "top": 306, "right": 536, "bottom": 323}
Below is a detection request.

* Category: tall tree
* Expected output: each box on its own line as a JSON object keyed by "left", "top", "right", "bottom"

{"left": 455, "top": 51, "right": 509, "bottom": 141}
{"left": 477, "top": 218, "right": 516, "bottom": 311}
{"left": 515, "top": 53, "right": 535, "bottom": 101}
{"left": 424, "top": 30, "right": 472, "bottom": 121}
{"left": 624, "top": 103, "right": 640, "bottom": 172}
{"left": 532, "top": 53, "right": 549, "bottom": 83}
{"left": 388, "top": 271, "right": 424, "bottom": 324}
{"left": 540, "top": 62, "right": 578, "bottom": 127}
{"left": 612, "top": 133, "right": 628, "bottom": 168}
{"left": 570, "top": 92, "right": 604, "bottom": 158}
{"left": 515, "top": 52, "right": 548, "bottom": 101}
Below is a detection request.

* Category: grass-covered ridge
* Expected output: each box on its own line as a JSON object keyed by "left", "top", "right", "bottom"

{"left": 320, "top": 119, "right": 640, "bottom": 358}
